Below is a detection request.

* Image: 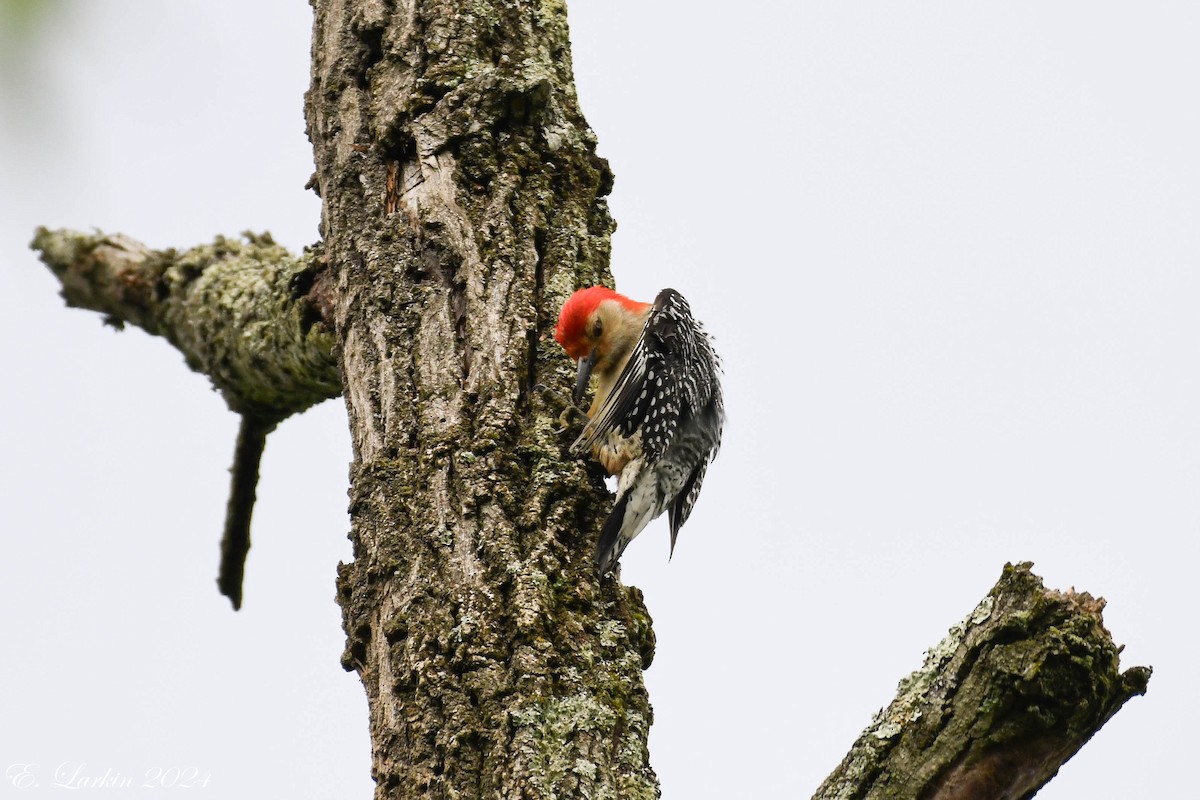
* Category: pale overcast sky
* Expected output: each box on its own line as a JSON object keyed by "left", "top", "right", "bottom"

{"left": 3, "top": 2, "right": 1197, "bottom": 797}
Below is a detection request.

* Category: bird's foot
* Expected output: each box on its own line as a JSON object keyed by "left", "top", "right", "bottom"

{"left": 534, "top": 384, "right": 590, "bottom": 434}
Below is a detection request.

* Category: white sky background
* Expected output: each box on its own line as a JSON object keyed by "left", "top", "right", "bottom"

{"left": 2, "top": 1, "right": 1197, "bottom": 797}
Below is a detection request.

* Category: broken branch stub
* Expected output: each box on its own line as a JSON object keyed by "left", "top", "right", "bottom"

{"left": 815, "top": 562, "right": 1150, "bottom": 800}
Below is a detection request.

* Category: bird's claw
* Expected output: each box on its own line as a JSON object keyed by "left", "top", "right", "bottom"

{"left": 535, "top": 383, "right": 590, "bottom": 433}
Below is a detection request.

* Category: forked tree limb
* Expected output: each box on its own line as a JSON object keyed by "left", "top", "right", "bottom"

{"left": 32, "top": 227, "right": 342, "bottom": 608}
{"left": 815, "top": 562, "right": 1150, "bottom": 800}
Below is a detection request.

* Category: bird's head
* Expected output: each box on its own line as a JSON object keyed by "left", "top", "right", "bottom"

{"left": 555, "top": 286, "right": 651, "bottom": 404}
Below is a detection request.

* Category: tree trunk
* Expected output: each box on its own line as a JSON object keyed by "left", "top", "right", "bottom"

{"left": 304, "top": 1, "right": 658, "bottom": 797}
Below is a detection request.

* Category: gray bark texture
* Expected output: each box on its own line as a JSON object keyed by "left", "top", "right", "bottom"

{"left": 814, "top": 563, "right": 1150, "bottom": 800}
{"left": 303, "top": 0, "right": 658, "bottom": 797}
{"left": 31, "top": 227, "right": 340, "bottom": 420}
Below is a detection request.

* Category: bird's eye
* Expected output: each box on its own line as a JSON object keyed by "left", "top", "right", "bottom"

{"left": 592, "top": 319, "right": 603, "bottom": 337}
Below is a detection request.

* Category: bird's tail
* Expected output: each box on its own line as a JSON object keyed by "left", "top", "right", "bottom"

{"left": 595, "top": 482, "right": 658, "bottom": 575}
{"left": 595, "top": 492, "right": 630, "bottom": 575}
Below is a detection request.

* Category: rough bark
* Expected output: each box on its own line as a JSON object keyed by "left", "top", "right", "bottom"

{"left": 814, "top": 562, "right": 1150, "bottom": 800}
{"left": 304, "top": 1, "right": 657, "bottom": 798}
{"left": 33, "top": 227, "right": 342, "bottom": 608}
{"left": 31, "top": 227, "right": 340, "bottom": 419}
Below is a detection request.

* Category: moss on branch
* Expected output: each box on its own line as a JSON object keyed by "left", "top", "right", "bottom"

{"left": 32, "top": 227, "right": 341, "bottom": 420}
{"left": 814, "top": 562, "right": 1150, "bottom": 800}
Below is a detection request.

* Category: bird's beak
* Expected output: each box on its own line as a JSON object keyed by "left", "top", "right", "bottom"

{"left": 574, "top": 347, "right": 598, "bottom": 406}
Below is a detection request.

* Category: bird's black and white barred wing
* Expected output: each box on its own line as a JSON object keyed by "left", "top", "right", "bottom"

{"left": 571, "top": 288, "right": 717, "bottom": 462}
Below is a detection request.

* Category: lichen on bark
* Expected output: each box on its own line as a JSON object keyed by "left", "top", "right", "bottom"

{"left": 814, "top": 562, "right": 1150, "bottom": 800}
{"left": 32, "top": 227, "right": 340, "bottom": 419}
{"left": 306, "top": 0, "right": 657, "bottom": 796}
{"left": 33, "top": 226, "right": 345, "bottom": 608}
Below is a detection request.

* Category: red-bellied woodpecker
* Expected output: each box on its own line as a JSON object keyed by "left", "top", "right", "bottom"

{"left": 554, "top": 286, "right": 724, "bottom": 574}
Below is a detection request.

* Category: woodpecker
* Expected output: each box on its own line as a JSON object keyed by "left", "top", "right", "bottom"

{"left": 554, "top": 286, "right": 723, "bottom": 574}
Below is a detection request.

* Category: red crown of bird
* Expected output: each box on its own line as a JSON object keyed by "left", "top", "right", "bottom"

{"left": 555, "top": 286, "right": 649, "bottom": 360}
